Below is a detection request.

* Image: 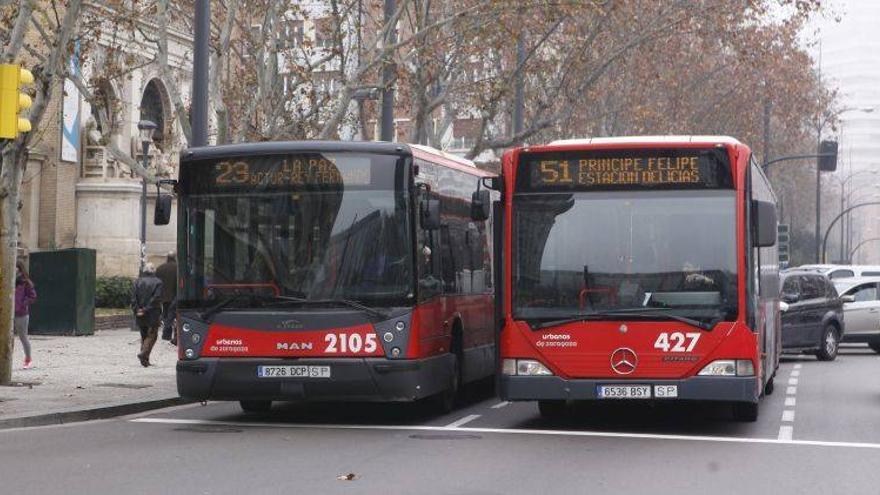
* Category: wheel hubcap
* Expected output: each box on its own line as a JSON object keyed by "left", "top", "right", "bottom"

{"left": 826, "top": 331, "right": 837, "bottom": 355}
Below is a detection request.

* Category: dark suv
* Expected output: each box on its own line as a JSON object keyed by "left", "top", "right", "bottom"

{"left": 780, "top": 270, "right": 846, "bottom": 361}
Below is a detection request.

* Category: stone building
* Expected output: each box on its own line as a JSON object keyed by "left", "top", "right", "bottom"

{"left": 20, "top": 4, "right": 191, "bottom": 277}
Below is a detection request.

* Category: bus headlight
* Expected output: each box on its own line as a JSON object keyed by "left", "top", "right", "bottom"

{"left": 502, "top": 359, "right": 554, "bottom": 376}
{"left": 395, "top": 321, "right": 406, "bottom": 331}
{"left": 184, "top": 348, "right": 195, "bottom": 359}
{"left": 182, "top": 323, "right": 192, "bottom": 333}
{"left": 698, "top": 360, "right": 754, "bottom": 377}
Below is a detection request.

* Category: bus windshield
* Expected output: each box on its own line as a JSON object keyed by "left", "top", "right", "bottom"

{"left": 180, "top": 153, "right": 413, "bottom": 309}
{"left": 513, "top": 190, "right": 738, "bottom": 324}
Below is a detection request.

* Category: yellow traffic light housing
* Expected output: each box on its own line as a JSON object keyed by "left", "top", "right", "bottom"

{"left": 0, "top": 64, "right": 35, "bottom": 139}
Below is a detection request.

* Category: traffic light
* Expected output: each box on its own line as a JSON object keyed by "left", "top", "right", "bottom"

{"left": 818, "top": 140, "right": 838, "bottom": 172}
{"left": 0, "top": 64, "right": 34, "bottom": 139}
{"left": 777, "top": 223, "right": 790, "bottom": 268}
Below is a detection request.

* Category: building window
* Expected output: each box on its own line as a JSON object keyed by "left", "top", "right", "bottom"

{"left": 315, "top": 18, "right": 335, "bottom": 49}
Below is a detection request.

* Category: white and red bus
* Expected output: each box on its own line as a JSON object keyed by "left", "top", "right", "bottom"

{"left": 163, "top": 141, "right": 497, "bottom": 412}
{"left": 495, "top": 136, "right": 780, "bottom": 421}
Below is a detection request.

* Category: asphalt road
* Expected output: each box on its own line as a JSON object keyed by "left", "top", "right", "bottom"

{"left": 2, "top": 345, "right": 879, "bottom": 495}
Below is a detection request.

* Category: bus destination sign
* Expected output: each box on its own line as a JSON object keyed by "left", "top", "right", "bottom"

{"left": 519, "top": 148, "right": 732, "bottom": 191}
{"left": 210, "top": 155, "right": 371, "bottom": 189}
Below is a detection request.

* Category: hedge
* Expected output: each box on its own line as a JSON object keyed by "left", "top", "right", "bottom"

{"left": 95, "top": 276, "right": 133, "bottom": 308}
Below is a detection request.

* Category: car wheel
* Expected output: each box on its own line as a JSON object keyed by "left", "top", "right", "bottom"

{"left": 732, "top": 401, "right": 758, "bottom": 422}
{"left": 869, "top": 342, "right": 880, "bottom": 354}
{"left": 239, "top": 400, "right": 272, "bottom": 413}
{"left": 538, "top": 400, "right": 568, "bottom": 419}
{"left": 816, "top": 325, "right": 840, "bottom": 361}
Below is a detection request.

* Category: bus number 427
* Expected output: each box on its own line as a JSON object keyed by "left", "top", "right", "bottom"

{"left": 654, "top": 332, "right": 700, "bottom": 353}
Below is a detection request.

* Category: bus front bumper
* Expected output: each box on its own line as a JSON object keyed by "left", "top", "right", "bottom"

{"left": 499, "top": 375, "right": 759, "bottom": 403}
{"left": 177, "top": 355, "right": 454, "bottom": 403}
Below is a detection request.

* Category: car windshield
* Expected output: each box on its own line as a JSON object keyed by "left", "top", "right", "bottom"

{"left": 513, "top": 190, "right": 738, "bottom": 324}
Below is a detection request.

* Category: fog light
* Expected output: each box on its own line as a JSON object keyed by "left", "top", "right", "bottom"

{"left": 391, "top": 347, "right": 401, "bottom": 358}
{"left": 383, "top": 332, "right": 394, "bottom": 343}
{"left": 191, "top": 333, "right": 201, "bottom": 344}
{"left": 735, "top": 359, "right": 755, "bottom": 376}
{"left": 515, "top": 359, "right": 553, "bottom": 376}
{"left": 185, "top": 348, "right": 195, "bottom": 359}
{"left": 501, "top": 359, "right": 517, "bottom": 375}
{"left": 182, "top": 323, "right": 192, "bottom": 333}
{"left": 698, "top": 360, "right": 736, "bottom": 376}
{"left": 395, "top": 321, "right": 406, "bottom": 331}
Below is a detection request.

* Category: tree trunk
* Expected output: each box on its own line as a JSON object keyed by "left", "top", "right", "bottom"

{"left": 0, "top": 144, "right": 25, "bottom": 384}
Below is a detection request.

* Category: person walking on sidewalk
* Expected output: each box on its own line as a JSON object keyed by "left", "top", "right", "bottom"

{"left": 156, "top": 252, "right": 178, "bottom": 344}
{"left": 132, "top": 263, "right": 164, "bottom": 367}
{"left": 14, "top": 261, "right": 37, "bottom": 369}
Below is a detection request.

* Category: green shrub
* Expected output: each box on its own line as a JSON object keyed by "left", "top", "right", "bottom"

{"left": 95, "top": 276, "right": 133, "bottom": 308}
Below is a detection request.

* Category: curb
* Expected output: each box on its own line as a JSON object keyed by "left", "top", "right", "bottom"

{"left": 0, "top": 396, "right": 193, "bottom": 430}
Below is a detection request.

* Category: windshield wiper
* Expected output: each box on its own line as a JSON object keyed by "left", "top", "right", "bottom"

{"left": 198, "top": 294, "right": 389, "bottom": 322}
{"left": 533, "top": 309, "right": 715, "bottom": 331}
{"left": 261, "top": 296, "right": 390, "bottom": 320}
{"left": 198, "top": 293, "right": 260, "bottom": 323}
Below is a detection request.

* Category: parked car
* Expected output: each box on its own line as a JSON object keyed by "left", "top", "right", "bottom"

{"left": 833, "top": 276, "right": 880, "bottom": 354}
{"left": 797, "top": 264, "right": 880, "bottom": 280}
{"left": 779, "top": 270, "right": 846, "bottom": 360}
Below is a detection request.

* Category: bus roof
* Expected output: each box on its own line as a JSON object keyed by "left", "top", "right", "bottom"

{"left": 181, "top": 141, "right": 407, "bottom": 161}
{"left": 180, "top": 141, "right": 493, "bottom": 177}
{"left": 546, "top": 136, "right": 743, "bottom": 147}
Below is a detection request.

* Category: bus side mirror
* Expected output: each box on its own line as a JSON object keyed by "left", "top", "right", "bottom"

{"left": 752, "top": 200, "right": 777, "bottom": 247}
{"left": 154, "top": 194, "right": 172, "bottom": 225}
{"left": 421, "top": 198, "right": 441, "bottom": 230}
{"left": 471, "top": 189, "right": 490, "bottom": 221}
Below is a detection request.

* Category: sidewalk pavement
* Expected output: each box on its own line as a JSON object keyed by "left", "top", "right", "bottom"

{"left": 0, "top": 328, "right": 185, "bottom": 428}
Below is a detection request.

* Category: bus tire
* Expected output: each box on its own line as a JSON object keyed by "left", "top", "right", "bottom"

{"left": 816, "top": 324, "right": 840, "bottom": 361}
{"left": 433, "top": 352, "right": 460, "bottom": 414}
{"left": 868, "top": 341, "right": 880, "bottom": 354}
{"left": 239, "top": 400, "right": 272, "bottom": 413}
{"left": 732, "top": 402, "right": 758, "bottom": 422}
{"left": 538, "top": 400, "right": 568, "bottom": 419}
{"left": 764, "top": 374, "right": 775, "bottom": 396}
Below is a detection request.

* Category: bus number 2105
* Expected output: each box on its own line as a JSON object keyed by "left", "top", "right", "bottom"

{"left": 324, "top": 333, "right": 379, "bottom": 354}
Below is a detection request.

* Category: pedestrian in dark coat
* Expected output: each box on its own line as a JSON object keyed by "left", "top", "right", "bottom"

{"left": 132, "top": 263, "right": 164, "bottom": 367}
{"left": 156, "top": 252, "right": 178, "bottom": 342}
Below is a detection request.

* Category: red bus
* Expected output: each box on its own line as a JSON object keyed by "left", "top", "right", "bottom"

{"left": 496, "top": 136, "right": 780, "bottom": 421}
{"left": 162, "top": 141, "right": 497, "bottom": 412}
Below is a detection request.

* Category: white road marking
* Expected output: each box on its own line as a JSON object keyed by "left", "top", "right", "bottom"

{"left": 794, "top": 364, "right": 802, "bottom": 370}
{"left": 444, "top": 414, "right": 481, "bottom": 428}
{"left": 785, "top": 397, "right": 796, "bottom": 407}
{"left": 130, "top": 418, "right": 880, "bottom": 451}
{"left": 786, "top": 386, "right": 797, "bottom": 395}
{"left": 791, "top": 370, "right": 800, "bottom": 377}
{"left": 788, "top": 378, "right": 799, "bottom": 386}
{"left": 782, "top": 410, "right": 796, "bottom": 422}
{"left": 491, "top": 401, "right": 510, "bottom": 409}
{"left": 778, "top": 426, "right": 794, "bottom": 442}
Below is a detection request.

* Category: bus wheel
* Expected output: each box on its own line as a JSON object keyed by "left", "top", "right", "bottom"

{"left": 869, "top": 341, "right": 880, "bottom": 354}
{"left": 764, "top": 374, "right": 775, "bottom": 396}
{"left": 732, "top": 402, "right": 758, "bottom": 422}
{"left": 433, "top": 353, "right": 461, "bottom": 414}
{"left": 816, "top": 325, "right": 840, "bottom": 361}
{"left": 538, "top": 400, "right": 568, "bottom": 419}
{"left": 239, "top": 400, "right": 272, "bottom": 413}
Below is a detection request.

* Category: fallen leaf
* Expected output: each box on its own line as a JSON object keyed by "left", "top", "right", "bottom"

{"left": 337, "top": 473, "right": 358, "bottom": 481}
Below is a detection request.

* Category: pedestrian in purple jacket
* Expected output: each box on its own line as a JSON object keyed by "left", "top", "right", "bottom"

{"left": 14, "top": 261, "right": 37, "bottom": 369}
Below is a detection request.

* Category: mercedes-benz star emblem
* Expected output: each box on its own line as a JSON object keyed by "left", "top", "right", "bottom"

{"left": 610, "top": 347, "right": 638, "bottom": 375}
{"left": 619, "top": 324, "right": 628, "bottom": 334}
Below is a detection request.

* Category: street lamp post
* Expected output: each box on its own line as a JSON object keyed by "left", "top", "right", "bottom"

{"left": 828, "top": 171, "right": 880, "bottom": 262}
{"left": 137, "top": 119, "right": 158, "bottom": 274}
{"left": 812, "top": 106, "right": 876, "bottom": 262}
{"left": 822, "top": 200, "right": 880, "bottom": 263}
